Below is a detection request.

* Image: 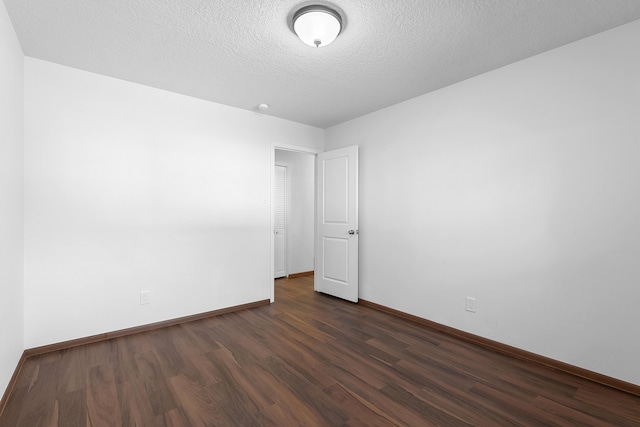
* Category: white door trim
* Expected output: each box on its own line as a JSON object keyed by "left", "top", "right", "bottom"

{"left": 270, "top": 143, "right": 322, "bottom": 303}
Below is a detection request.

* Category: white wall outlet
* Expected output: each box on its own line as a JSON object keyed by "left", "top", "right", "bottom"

{"left": 140, "top": 290, "right": 151, "bottom": 305}
{"left": 465, "top": 296, "right": 476, "bottom": 313}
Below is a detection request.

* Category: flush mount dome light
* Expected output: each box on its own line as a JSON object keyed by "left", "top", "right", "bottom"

{"left": 293, "top": 4, "right": 343, "bottom": 48}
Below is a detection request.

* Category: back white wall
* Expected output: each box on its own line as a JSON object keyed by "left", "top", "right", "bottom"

{"left": 275, "top": 150, "right": 315, "bottom": 275}
{"left": 24, "top": 58, "right": 323, "bottom": 348}
{"left": 326, "top": 20, "right": 640, "bottom": 386}
{"left": 0, "top": 0, "right": 24, "bottom": 395}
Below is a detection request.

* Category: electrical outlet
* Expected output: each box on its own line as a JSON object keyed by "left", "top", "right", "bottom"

{"left": 465, "top": 296, "right": 476, "bottom": 313}
{"left": 140, "top": 290, "right": 151, "bottom": 305}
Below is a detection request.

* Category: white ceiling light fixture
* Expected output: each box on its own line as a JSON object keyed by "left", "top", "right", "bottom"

{"left": 293, "top": 4, "right": 343, "bottom": 48}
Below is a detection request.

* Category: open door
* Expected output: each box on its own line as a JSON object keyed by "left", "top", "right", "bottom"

{"left": 315, "top": 146, "right": 358, "bottom": 303}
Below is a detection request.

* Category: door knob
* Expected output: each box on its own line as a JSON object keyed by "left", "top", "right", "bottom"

{"left": 348, "top": 230, "right": 358, "bottom": 235}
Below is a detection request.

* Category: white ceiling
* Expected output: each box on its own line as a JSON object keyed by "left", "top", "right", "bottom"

{"left": 5, "top": 0, "right": 640, "bottom": 128}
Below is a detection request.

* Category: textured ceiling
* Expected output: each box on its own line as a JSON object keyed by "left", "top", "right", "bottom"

{"left": 4, "top": 0, "right": 640, "bottom": 128}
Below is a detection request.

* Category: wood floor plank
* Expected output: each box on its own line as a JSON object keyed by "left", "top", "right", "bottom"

{"left": 117, "top": 381, "right": 155, "bottom": 427}
{"left": 134, "top": 350, "right": 178, "bottom": 417}
{"left": 110, "top": 336, "right": 141, "bottom": 386}
{"left": 16, "top": 361, "right": 59, "bottom": 427}
{"left": 257, "top": 355, "right": 350, "bottom": 426}
{"left": 244, "top": 363, "right": 332, "bottom": 426}
{"left": 575, "top": 386, "right": 640, "bottom": 423}
{"left": 380, "top": 381, "right": 473, "bottom": 426}
{"left": 532, "top": 395, "right": 620, "bottom": 427}
{"left": 323, "top": 382, "right": 398, "bottom": 427}
{"left": 86, "top": 364, "right": 121, "bottom": 427}
{"left": 57, "top": 388, "right": 86, "bottom": 427}
{"left": 169, "top": 373, "right": 221, "bottom": 426}
{"left": 0, "top": 385, "right": 26, "bottom": 426}
{"left": 162, "top": 408, "right": 191, "bottom": 427}
{"left": 1, "top": 275, "right": 639, "bottom": 426}
{"left": 470, "top": 382, "right": 578, "bottom": 426}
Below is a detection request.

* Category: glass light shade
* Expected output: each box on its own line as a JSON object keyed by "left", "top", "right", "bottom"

{"left": 293, "top": 6, "right": 342, "bottom": 48}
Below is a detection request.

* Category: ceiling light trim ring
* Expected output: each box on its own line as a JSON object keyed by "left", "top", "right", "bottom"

{"left": 292, "top": 4, "right": 343, "bottom": 48}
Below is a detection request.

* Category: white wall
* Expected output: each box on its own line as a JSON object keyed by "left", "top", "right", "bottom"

{"left": 275, "top": 150, "right": 315, "bottom": 275}
{"left": 326, "top": 20, "right": 640, "bottom": 386}
{"left": 0, "top": 1, "right": 24, "bottom": 395}
{"left": 24, "top": 58, "right": 324, "bottom": 348}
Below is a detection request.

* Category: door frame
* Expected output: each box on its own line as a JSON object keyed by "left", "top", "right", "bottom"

{"left": 270, "top": 143, "right": 322, "bottom": 303}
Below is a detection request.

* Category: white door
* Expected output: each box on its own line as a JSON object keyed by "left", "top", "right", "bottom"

{"left": 274, "top": 166, "right": 286, "bottom": 278}
{"left": 315, "top": 146, "right": 358, "bottom": 302}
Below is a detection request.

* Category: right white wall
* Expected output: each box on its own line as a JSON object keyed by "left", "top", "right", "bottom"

{"left": 326, "top": 19, "right": 640, "bottom": 386}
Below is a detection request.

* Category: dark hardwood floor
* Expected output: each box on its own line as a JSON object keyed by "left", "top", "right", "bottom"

{"left": 1, "top": 275, "right": 639, "bottom": 426}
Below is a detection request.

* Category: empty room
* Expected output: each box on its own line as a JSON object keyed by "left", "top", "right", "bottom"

{"left": 1, "top": 0, "right": 640, "bottom": 425}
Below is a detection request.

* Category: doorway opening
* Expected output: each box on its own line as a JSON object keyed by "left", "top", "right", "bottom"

{"left": 270, "top": 144, "right": 321, "bottom": 302}
{"left": 274, "top": 164, "right": 287, "bottom": 279}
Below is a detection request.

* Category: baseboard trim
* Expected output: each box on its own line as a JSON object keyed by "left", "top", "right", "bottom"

{"left": 0, "top": 352, "right": 27, "bottom": 419}
{"left": 359, "top": 299, "right": 640, "bottom": 398}
{"left": 287, "top": 271, "right": 314, "bottom": 279}
{"left": 24, "top": 299, "right": 270, "bottom": 357}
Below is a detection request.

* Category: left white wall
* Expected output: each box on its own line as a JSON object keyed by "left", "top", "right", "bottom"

{"left": 0, "top": 0, "right": 24, "bottom": 395}
{"left": 24, "top": 58, "right": 324, "bottom": 348}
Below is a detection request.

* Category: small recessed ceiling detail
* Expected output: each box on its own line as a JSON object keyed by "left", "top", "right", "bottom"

{"left": 292, "top": 4, "right": 343, "bottom": 48}
{"left": 258, "top": 103, "right": 270, "bottom": 111}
